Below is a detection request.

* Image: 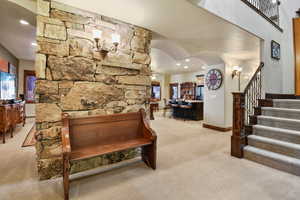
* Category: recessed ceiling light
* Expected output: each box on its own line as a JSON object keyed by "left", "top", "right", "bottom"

{"left": 185, "top": 58, "right": 190, "bottom": 62}
{"left": 184, "top": 66, "right": 189, "bottom": 69}
{"left": 20, "top": 19, "right": 29, "bottom": 25}
{"left": 31, "top": 42, "right": 37, "bottom": 46}
{"left": 176, "top": 63, "right": 181, "bottom": 66}
{"left": 202, "top": 66, "right": 206, "bottom": 69}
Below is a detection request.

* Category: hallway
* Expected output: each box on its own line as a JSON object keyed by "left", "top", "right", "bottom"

{"left": 0, "top": 116, "right": 300, "bottom": 200}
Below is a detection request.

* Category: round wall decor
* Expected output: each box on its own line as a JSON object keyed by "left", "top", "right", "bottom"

{"left": 205, "top": 69, "right": 223, "bottom": 90}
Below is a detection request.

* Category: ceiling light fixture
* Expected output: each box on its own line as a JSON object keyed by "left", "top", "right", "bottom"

{"left": 176, "top": 63, "right": 181, "bottom": 66}
{"left": 185, "top": 58, "right": 190, "bottom": 62}
{"left": 20, "top": 19, "right": 29, "bottom": 25}
{"left": 184, "top": 66, "right": 189, "bottom": 69}
{"left": 31, "top": 42, "right": 37, "bottom": 46}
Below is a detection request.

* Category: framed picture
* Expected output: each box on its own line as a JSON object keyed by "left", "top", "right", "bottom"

{"left": 271, "top": 40, "right": 280, "bottom": 60}
{"left": 0, "top": 58, "right": 9, "bottom": 72}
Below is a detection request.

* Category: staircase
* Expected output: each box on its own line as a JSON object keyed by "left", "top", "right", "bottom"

{"left": 244, "top": 99, "right": 300, "bottom": 176}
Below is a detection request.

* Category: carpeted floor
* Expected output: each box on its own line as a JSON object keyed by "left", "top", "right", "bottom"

{"left": 0, "top": 115, "right": 300, "bottom": 200}
{"left": 22, "top": 124, "right": 36, "bottom": 147}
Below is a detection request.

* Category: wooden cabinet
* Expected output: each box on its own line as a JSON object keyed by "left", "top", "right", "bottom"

{"left": 180, "top": 82, "right": 196, "bottom": 100}
{"left": 0, "top": 102, "right": 26, "bottom": 143}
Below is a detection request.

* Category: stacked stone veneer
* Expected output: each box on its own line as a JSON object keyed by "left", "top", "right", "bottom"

{"left": 35, "top": 0, "right": 152, "bottom": 180}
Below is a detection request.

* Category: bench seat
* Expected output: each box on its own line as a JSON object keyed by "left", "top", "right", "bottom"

{"left": 70, "top": 138, "right": 152, "bottom": 161}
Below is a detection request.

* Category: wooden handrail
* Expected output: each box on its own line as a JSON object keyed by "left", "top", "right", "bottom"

{"left": 244, "top": 62, "right": 264, "bottom": 93}
{"left": 231, "top": 62, "right": 264, "bottom": 158}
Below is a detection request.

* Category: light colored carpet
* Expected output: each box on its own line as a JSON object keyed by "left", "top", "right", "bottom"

{"left": 0, "top": 116, "right": 300, "bottom": 200}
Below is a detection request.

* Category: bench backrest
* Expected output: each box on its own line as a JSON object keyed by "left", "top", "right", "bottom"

{"left": 67, "top": 111, "right": 143, "bottom": 149}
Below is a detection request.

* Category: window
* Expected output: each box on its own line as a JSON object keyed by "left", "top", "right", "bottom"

{"left": 169, "top": 83, "right": 178, "bottom": 100}
{"left": 24, "top": 70, "right": 36, "bottom": 103}
{"left": 151, "top": 81, "right": 161, "bottom": 100}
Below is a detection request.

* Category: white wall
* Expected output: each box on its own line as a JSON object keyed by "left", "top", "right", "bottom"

{"left": 203, "top": 64, "right": 228, "bottom": 128}
{"left": 18, "top": 59, "right": 35, "bottom": 117}
{"left": 194, "top": 0, "right": 300, "bottom": 94}
{"left": 152, "top": 73, "right": 168, "bottom": 108}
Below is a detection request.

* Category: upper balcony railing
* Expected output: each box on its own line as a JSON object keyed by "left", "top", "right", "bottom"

{"left": 241, "top": 0, "right": 283, "bottom": 32}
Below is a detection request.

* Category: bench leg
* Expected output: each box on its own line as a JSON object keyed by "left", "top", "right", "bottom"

{"left": 63, "top": 158, "right": 70, "bottom": 200}
{"left": 2, "top": 131, "right": 5, "bottom": 144}
{"left": 10, "top": 127, "right": 13, "bottom": 138}
{"left": 142, "top": 141, "right": 157, "bottom": 170}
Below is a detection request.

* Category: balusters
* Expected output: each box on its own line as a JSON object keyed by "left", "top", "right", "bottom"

{"left": 241, "top": 0, "right": 280, "bottom": 26}
{"left": 231, "top": 63, "right": 264, "bottom": 158}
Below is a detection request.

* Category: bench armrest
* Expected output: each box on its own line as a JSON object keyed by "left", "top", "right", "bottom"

{"left": 143, "top": 125, "right": 157, "bottom": 140}
{"left": 140, "top": 108, "right": 157, "bottom": 140}
{"left": 62, "top": 127, "right": 71, "bottom": 155}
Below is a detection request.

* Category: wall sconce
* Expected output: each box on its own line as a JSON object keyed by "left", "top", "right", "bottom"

{"left": 111, "top": 33, "right": 120, "bottom": 52}
{"left": 93, "top": 30, "right": 102, "bottom": 49}
{"left": 232, "top": 66, "right": 242, "bottom": 91}
{"left": 93, "top": 29, "right": 121, "bottom": 56}
{"left": 93, "top": 30, "right": 108, "bottom": 56}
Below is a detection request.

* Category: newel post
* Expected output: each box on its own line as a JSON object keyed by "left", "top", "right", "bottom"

{"left": 231, "top": 92, "right": 246, "bottom": 158}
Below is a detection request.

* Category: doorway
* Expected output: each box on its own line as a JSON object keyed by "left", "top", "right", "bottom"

{"left": 294, "top": 17, "right": 300, "bottom": 95}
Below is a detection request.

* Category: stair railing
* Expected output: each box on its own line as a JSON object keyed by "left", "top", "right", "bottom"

{"left": 241, "top": 0, "right": 282, "bottom": 32}
{"left": 231, "top": 62, "right": 264, "bottom": 158}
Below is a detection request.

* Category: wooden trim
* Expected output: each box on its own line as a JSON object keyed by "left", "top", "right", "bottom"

{"left": 23, "top": 70, "right": 36, "bottom": 104}
{"left": 294, "top": 18, "right": 300, "bottom": 96}
{"left": 258, "top": 99, "right": 273, "bottom": 107}
{"left": 203, "top": 123, "right": 232, "bottom": 132}
{"left": 240, "top": 0, "right": 283, "bottom": 32}
{"left": 231, "top": 92, "right": 246, "bottom": 158}
{"left": 265, "top": 93, "right": 300, "bottom": 99}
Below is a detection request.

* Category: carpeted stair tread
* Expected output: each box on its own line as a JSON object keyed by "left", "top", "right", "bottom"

{"left": 261, "top": 107, "right": 300, "bottom": 113}
{"left": 253, "top": 125, "right": 300, "bottom": 143}
{"left": 257, "top": 116, "right": 300, "bottom": 131}
{"left": 257, "top": 115, "right": 300, "bottom": 123}
{"left": 244, "top": 146, "right": 300, "bottom": 176}
{"left": 272, "top": 99, "right": 300, "bottom": 109}
{"left": 273, "top": 99, "right": 300, "bottom": 102}
{"left": 248, "top": 135, "right": 300, "bottom": 158}
{"left": 261, "top": 107, "right": 300, "bottom": 120}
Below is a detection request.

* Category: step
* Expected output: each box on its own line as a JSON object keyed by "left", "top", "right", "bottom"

{"left": 261, "top": 107, "right": 300, "bottom": 120}
{"left": 253, "top": 125, "right": 300, "bottom": 144}
{"left": 257, "top": 116, "right": 300, "bottom": 132}
{"left": 248, "top": 135, "right": 300, "bottom": 159}
{"left": 273, "top": 99, "right": 300, "bottom": 109}
{"left": 244, "top": 146, "right": 300, "bottom": 176}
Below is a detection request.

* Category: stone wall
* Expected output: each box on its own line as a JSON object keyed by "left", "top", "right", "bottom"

{"left": 35, "top": 0, "right": 152, "bottom": 180}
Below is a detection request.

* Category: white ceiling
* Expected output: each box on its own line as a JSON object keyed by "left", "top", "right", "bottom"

{"left": 55, "top": 0, "right": 261, "bottom": 74}
{"left": 2, "top": 0, "right": 260, "bottom": 74}
{"left": 0, "top": 0, "right": 36, "bottom": 61}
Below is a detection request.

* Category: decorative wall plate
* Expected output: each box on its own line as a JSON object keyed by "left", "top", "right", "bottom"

{"left": 271, "top": 40, "right": 280, "bottom": 60}
{"left": 205, "top": 69, "right": 223, "bottom": 90}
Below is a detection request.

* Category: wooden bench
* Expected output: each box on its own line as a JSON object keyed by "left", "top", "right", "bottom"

{"left": 61, "top": 109, "right": 157, "bottom": 200}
